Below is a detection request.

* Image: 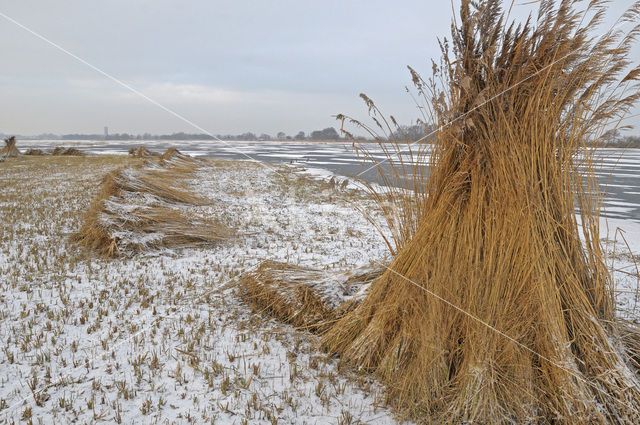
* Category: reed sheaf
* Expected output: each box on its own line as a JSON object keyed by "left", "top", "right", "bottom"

{"left": 238, "top": 261, "right": 384, "bottom": 333}
{"left": 1, "top": 136, "right": 20, "bottom": 157}
{"left": 325, "top": 0, "right": 640, "bottom": 423}
{"left": 74, "top": 148, "right": 231, "bottom": 256}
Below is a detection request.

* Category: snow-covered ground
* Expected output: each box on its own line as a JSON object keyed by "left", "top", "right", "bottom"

{"left": 600, "top": 216, "right": 640, "bottom": 319}
{"left": 0, "top": 156, "right": 400, "bottom": 424}
{"left": 0, "top": 154, "right": 638, "bottom": 424}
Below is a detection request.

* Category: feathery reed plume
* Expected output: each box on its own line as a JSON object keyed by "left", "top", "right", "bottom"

{"left": 325, "top": 1, "right": 640, "bottom": 423}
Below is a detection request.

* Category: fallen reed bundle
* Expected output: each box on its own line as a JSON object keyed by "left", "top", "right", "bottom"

{"left": 52, "top": 146, "right": 84, "bottom": 156}
{"left": 238, "top": 261, "right": 383, "bottom": 332}
{"left": 1, "top": 137, "right": 20, "bottom": 157}
{"left": 239, "top": 261, "right": 335, "bottom": 332}
{"left": 128, "top": 146, "right": 160, "bottom": 158}
{"left": 23, "top": 147, "right": 83, "bottom": 156}
{"left": 159, "top": 147, "right": 201, "bottom": 168}
{"left": 24, "top": 148, "right": 45, "bottom": 156}
{"left": 74, "top": 148, "right": 231, "bottom": 256}
{"left": 324, "top": 1, "right": 640, "bottom": 423}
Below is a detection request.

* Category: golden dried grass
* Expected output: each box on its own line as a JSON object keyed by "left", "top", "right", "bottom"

{"left": 74, "top": 148, "right": 231, "bottom": 256}
{"left": 23, "top": 148, "right": 45, "bottom": 156}
{"left": 325, "top": 1, "right": 640, "bottom": 423}
{"left": 159, "top": 147, "right": 200, "bottom": 167}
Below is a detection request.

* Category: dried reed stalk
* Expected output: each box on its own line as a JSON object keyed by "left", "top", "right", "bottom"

{"left": 239, "top": 261, "right": 335, "bottom": 332}
{"left": 325, "top": 1, "right": 640, "bottom": 423}
{"left": 24, "top": 148, "right": 45, "bottom": 156}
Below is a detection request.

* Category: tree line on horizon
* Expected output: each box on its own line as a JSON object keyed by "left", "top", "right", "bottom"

{"left": 5, "top": 127, "right": 348, "bottom": 142}
{"left": 62, "top": 127, "right": 344, "bottom": 141}
{"left": 0, "top": 122, "right": 433, "bottom": 142}
{"left": 2, "top": 122, "right": 639, "bottom": 146}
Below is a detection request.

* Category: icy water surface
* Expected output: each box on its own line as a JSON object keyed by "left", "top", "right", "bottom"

{"left": 19, "top": 139, "right": 640, "bottom": 223}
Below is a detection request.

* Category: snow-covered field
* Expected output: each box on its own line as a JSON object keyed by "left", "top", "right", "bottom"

{"left": 0, "top": 155, "right": 400, "bottom": 424}
{"left": 0, "top": 154, "right": 638, "bottom": 424}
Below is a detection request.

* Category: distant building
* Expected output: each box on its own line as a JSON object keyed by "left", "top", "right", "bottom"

{"left": 104, "top": 126, "right": 109, "bottom": 139}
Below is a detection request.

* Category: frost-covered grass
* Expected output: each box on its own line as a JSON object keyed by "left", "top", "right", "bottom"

{"left": 0, "top": 155, "right": 400, "bottom": 425}
{"left": 600, "top": 217, "right": 640, "bottom": 320}
{"left": 0, "top": 155, "right": 638, "bottom": 424}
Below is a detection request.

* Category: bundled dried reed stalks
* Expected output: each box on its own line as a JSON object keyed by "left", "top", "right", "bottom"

{"left": 238, "top": 261, "right": 384, "bottom": 332}
{"left": 74, "top": 148, "right": 231, "bottom": 256}
{"left": 128, "top": 146, "right": 160, "bottom": 158}
{"left": 52, "top": 146, "right": 84, "bottom": 156}
{"left": 325, "top": 1, "right": 640, "bottom": 423}
{"left": 24, "top": 148, "right": 45, "bottom": 156}
{"left": 239, "top": 261, "right": 335, "bottom": 332}
{"left": 1, "top": 137, "right": 20, "bottom": 157}
{"left": 159, "top": 147, "right": 201, "bottom": 168}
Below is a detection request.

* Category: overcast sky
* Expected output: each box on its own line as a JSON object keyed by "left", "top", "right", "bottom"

{"left": 0, "top": 1, "right": 638, "bottom": 136}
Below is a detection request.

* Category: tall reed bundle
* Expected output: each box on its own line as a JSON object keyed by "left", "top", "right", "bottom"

{"left": 1, "top": 137, "right": 20, "bottom": 157}
{"left": 324, "top": 1, "right": 640, "bottom": 423}
{"left": 74, "top": 149, "right": 231, "bottom": 256}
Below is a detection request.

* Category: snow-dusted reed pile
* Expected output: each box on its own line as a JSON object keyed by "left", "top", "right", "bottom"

{"left": 22, "top": 145, "right": 84, "bottom": 156}
{"left": 74, "top": 148, "right": 232, "bottom": 256}
{"left": 51, "top": 146, "right": 84, "bottom": 156}
{"left": 238, "top": 260, "right": 383, "bottom": 333}
{"left": 128, "top": 145, "right": 160, "bottom": 158}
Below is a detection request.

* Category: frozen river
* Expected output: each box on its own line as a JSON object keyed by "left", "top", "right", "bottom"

{"left": 19, "top": 139, "right": 640, "bottom": 224}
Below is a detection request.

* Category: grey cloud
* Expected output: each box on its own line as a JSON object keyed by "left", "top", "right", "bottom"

{"left": 0, "top": 0, "right": 637, "bottom": 135}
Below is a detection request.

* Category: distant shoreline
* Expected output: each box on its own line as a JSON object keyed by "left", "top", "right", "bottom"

{"left": 16, "top": 138, "right": 399, "bottom": 145}
{"left": 11, "top": 137, "right": 639, "bottom": 148}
